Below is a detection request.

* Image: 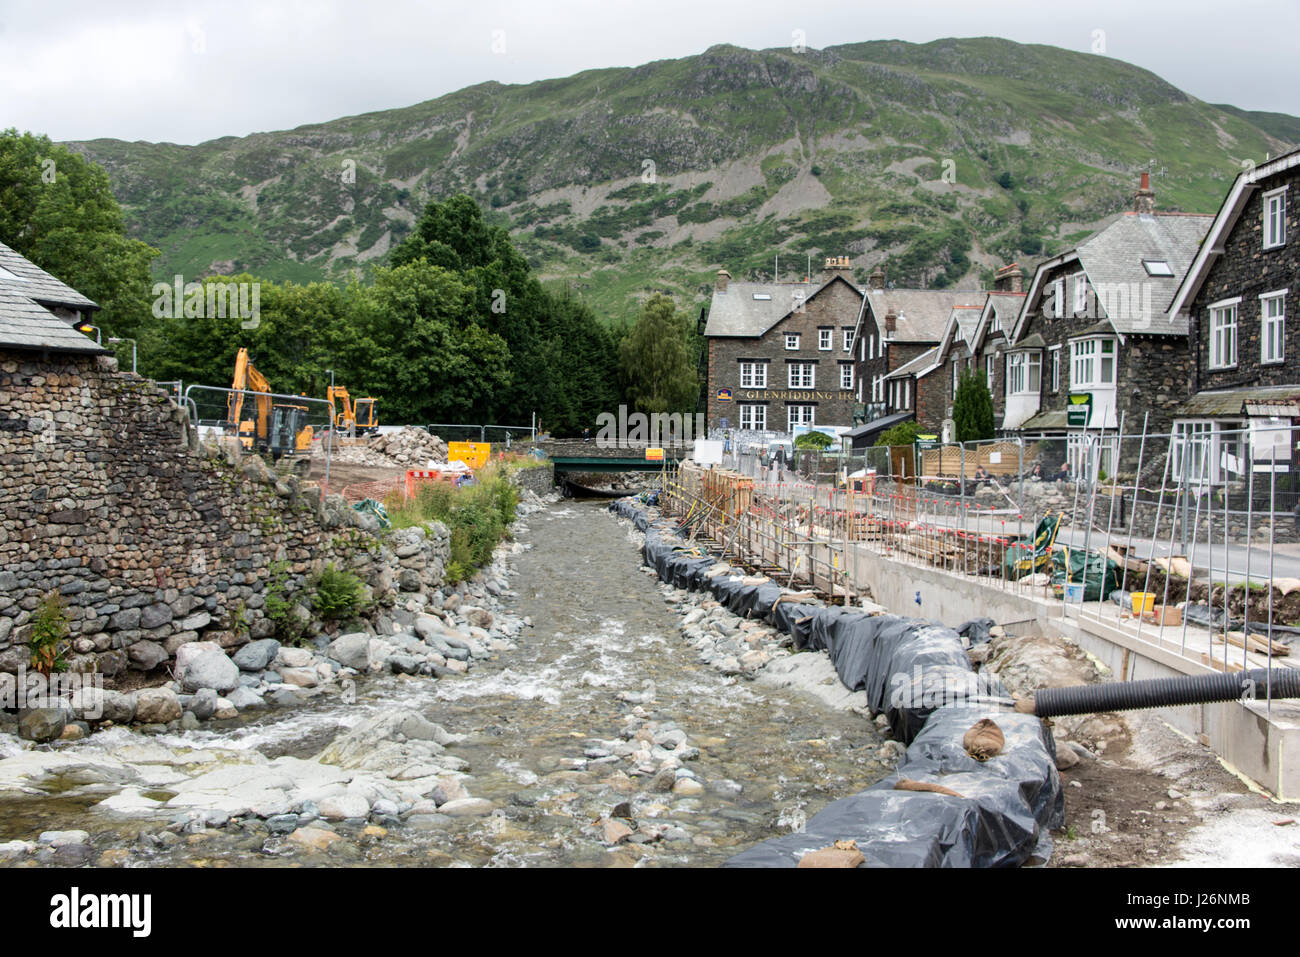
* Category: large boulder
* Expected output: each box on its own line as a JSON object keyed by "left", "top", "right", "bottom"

{"left": 181, "top": 649, "right": 241, "bottom": 694}
{"left": 127, "top": 640, "right": 169, "bottom": 671}
{"left": 327, "top": 633, "right": 371, "bottom": 671}
{"left": 232, "top": 638, "right": 281, "bottom": 672}
{"left": 134, "top": 688, "right": 182, "bottom": 724}
{"left": 18, "top": 708, "right": 67, "bottom": 742}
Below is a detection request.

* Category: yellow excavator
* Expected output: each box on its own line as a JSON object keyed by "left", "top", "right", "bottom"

{"left": 327, "top": 385, "right": 379, "bottom": 437}
{"left": 227, "top": 348, "right": 314, "bottom": 465}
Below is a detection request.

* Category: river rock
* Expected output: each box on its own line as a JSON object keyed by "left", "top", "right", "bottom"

{"left": 414, "top": 615, "right": 445, "bottom": 641}
{"left": 601, "top": 819, "right": 634, "bottom": 845}
{"left": 38, "top": 829, "right": 90, "bottom": 847}
{"left": 437, "top": 798, "right": 494, "bottom": 817}
{"left": 318, "top": 793, "right": 371, "bottom": 821}
{"left": 135, "top": 688, "right": 183, "bottom": 724}
{"left": 279, "top": 667, "right": 318, "bottom": 688}
{"left": 672, "top": 778, "right": 705, "bottom": 796}
{"left": 287, "top": 827, "right": 341, "bottom": 851}
{"left": 19, "top": 708, "right": 67, "bottom": 743}
{"left": 387, "top": 655, "right": 420, "bottom": 675}
{"left": 181, "top": 649, "right": 241, "bottom": 694}
{"left": 233, "top": 639, "right": 280, "bottom": 672}
{"left": 328, "top": 633, "right": 371, "bottom": 671}
{"left": 100, "top": 690, "right": 137, "bottom": 724}
{"left": 463, "top": 607, "right": 494, "bottom": 629}
{"left": 128, "top": 640, "right": 169, "bottom": 671}
{"left": 226, "top": 687, "right": 265, "bottom": 710}
{"left": 277, "top": 647, "right": 314, "bottom": 668}
{"left": 188, "top": 688, "right": 218, "bottom": 721}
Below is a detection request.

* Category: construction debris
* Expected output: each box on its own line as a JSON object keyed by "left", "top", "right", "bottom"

{"left": 963, "top": 718, "right": 1006, "bottom": 762}
{"left": 797, "top": 839, "right": 866, "bottom": 869}
{"left": 367, "top": 427, "right": 449, "bottom": 467}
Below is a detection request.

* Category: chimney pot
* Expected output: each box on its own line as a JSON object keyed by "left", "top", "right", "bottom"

{"left": 1134, "top": 172, "right": 1155, "bottom": 215}
{"left": 716, "top": 269, "right": 730, "bottom": 293}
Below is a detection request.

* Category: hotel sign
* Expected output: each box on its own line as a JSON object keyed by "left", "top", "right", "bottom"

{"left": 716, "top": 388, "right": 733, "bottom": 402}
{"left": 735, "top": 389, "right": 853, "bottom": 401}
{"left": 1067, "top": 393, "right": 1093, "bottom": 427}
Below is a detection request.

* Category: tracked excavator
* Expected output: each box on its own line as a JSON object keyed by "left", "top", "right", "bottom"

{"left": 327, "top": 385, "right": 379, "bottom": 437}
{"left": 227, "top": 348, "right": 314, "bottom": 473}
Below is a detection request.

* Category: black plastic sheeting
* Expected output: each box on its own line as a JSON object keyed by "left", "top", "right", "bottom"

{"left": 725, "top": 707, "right": 1063, "bottom": 868}
{"left": 609, "top": 497, "right": 1064, "bottom": 867}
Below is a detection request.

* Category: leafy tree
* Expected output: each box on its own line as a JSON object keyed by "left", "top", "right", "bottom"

{"left": 953, "top": 370, "right": 995, "bottom": 442}
{"left": 0, "top": 129, "right": 158, "bottom": 338}
{"left": 794, "top": 430, "right": 835, "bottom": 450}
{"left": 619, "top": 293, "right": 698, "bottom": 416}
{"left": 875, "top": 421, "right": 921, "bottom": 447}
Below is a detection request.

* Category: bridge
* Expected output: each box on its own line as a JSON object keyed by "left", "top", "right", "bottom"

{"left": 533, "top": 439, "right": 692, "bottom": 473}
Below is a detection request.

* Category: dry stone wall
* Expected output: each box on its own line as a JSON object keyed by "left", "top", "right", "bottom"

{"left": 0, "top": 351, "right": 447, "bottom": 681}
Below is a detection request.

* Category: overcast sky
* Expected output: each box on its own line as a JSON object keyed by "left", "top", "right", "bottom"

{"left": 2, "top": 0, "right": 1297, "bottom": 145}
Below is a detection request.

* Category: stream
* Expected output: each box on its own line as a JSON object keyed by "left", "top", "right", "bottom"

{"left": 0, "top": 501, "right": 887, "bottom": 867}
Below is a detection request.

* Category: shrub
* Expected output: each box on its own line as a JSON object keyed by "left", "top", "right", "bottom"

{"left": 311, "top": 563, "right": 366, "bottom": 621}
{"left": 29, "top": 591, "right": 70, "bottom": 675}
{"left": 794, "top": 430, "right": 835, "bottom": 450}
{"left": 875, "top": 421, "right": 921, "bottom": 448}
{"left": 264, "top": 560, "right": 311, "bottom": 645}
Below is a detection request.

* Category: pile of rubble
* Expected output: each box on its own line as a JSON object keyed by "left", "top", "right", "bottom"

{"left": 367, "top": 428, "right": 449, "bottom": 467}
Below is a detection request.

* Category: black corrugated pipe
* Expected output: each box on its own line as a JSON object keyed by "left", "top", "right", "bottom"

{"left": 1019, "top": 668, "right": 1300, "bottom": 718}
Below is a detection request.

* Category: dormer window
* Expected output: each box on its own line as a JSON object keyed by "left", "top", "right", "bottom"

{"left": 1142, "top": 259, "right": 1174, "bottom": 277}
{"left": 1264, "top": 187, "right": 1287, "bottom": 250}
{"left": 1073, "top": 274, "right": 1088, "bottom": 314}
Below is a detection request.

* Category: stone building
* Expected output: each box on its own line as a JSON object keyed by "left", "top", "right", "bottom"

{"left": 1167, "top": 146, "right": 1300, "bottom": 503}
{"left": 844, "top": 266, "right": 987, "bottom": 447}
{"left": 1001, "top": 175, "right": 1212, "bottom": 476}
{"left": 703, "top": 258, "right": 863, "bottom": 438}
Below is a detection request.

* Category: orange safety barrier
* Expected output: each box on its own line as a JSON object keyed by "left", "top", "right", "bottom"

{"left": 405, "top": 468, "right": 461, "bottom": 498}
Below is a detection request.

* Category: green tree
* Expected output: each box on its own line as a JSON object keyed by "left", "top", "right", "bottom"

{"left": 953, "top": 370, "right": 995, "bottom": 442}
{"left": 875, "top": 421, "right": 920, "bottom": 447}
{"left": 794, "top": 430, "right": 835, "bottom": 450}
{"left": 619, "top": 293, "right": 698, "bottom": 416}
{"left": 0, "top": 129, "right": 158, "bottom": 338}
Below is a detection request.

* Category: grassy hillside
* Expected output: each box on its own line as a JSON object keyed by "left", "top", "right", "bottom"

{"left": 66, "top": 36, "right": 1296, "bottom": 325}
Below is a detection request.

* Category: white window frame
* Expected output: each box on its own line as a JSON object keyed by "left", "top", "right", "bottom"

{"left": 985, "top": 353, "right": 995, "bottom": 386}
{"left": 1052, "top": 279, "right": 1065, "bottom": 319}
{"left": 952, "top": 360, "right": 960, "bottom": 399}
{"left": 1208, "top": 298, "right": 1240, "bottom": 370}
{"left": 738, "top": 403, "right": 766, "bottom": 431}
{"left": 1069, "top": 337, "right": 1116, "bottom": 389}
{"left": 1260, "top": 290, "right": 1286, "bottom": 365}
{"left": 787, "top": 404, "right": 815, "bottom": 431}
{"left": 788, "top": 362, "right": 815, "bottom": 390}
{"left": 1263, "top": 187, "right": 1287, "bottom": 250}
{"left": 1073, "top": 273, "right": 1088, "bottom": 315}
{"left": 818, "top": 328, "right": 832, "bottom": 351}
{"left": 1005, "top": 351, "right": 1041, "bottom": 396}
{"left": 739, "top": 361, "right": 767, "bottom": 389}
{"left": 1171, "top": 419, "right": 1213, "bottom": 485}
{"left": 903, "top": 379, "right": 910, "bottom": 409}
{"left": 785, "top": 333, "right": 800, "bottom": 351}
{"left": 840, "top": 363, "right": 854, "bottom": 391}
{"left": 843, "top": 328, "right": 855, "bottom": 353}
{"left": 1049, "top": 345, "right": 1061, "bottom": 392}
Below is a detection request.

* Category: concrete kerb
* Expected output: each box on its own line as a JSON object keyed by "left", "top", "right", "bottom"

{"left": 608, "top": 496, "right": 1065, "bottom": 867}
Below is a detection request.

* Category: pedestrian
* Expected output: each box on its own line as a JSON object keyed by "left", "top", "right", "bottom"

{"left": 582, "top": 427, "right": 591, "bottom": 443}
{"left": 1056, "top": 462, "right": 1070, "bottom": 483}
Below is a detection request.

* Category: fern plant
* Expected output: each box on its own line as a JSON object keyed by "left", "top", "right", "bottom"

{"left": 29, "top": 591, "right": 71, "bottom": 676}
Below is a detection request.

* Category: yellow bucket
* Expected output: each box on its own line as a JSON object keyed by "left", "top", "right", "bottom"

{"left": 1131, "top": 592, "right": 1156, "bottom": 615}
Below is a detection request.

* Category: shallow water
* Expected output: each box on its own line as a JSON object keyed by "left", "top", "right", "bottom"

{"left": 0, "top": 501, "right": 885, "bottom": 867}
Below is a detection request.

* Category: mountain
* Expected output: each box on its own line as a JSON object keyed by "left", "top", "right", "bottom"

{"left": 66, "top": 37, "right": 1297, "bottom": 324}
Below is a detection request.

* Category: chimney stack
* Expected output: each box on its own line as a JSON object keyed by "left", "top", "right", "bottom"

{"left": 821, "top": 255, "right": 852, "bottom": 283}
{"left": 869, "top": 264, "right": 886, "bottom": 291}
{"left": 716, "top": 269, "right": 730, "bottom": 293}
{"left": 1134, "top": 172, "right": 1155, "bottom": 215}
{"left": 993, "top": 262, "right": 1024, "bottom": 293}
{"left": 884, "top": 310, "right": 897, "bottom": 334}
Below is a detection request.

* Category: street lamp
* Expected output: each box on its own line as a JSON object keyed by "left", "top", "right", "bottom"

{"left": 107, "top": 337, "right": 137, "bottom": 374}
{"left": 74, "top": 322, "right": 101, "bottom": 345}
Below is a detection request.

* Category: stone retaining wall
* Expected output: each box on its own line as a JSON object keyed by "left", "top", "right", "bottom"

{"left": 0, "top": 351, "right": 447, "bottom": 681}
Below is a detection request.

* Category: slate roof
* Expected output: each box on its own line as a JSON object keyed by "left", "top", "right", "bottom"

{"left": 0, "top": 240, "right": 98, "bottom": 310}
{"left": 0, "top": 287, "right": 104, "bottom": 354}
{"left": 1074, "top": 213, "right": 1212, "bottom": 335}
{"left": 1176, "top": 385, "right": 1300, "bottom": 418}
{"left": 0, "top": 242, "right": 103, "bottom": 354}
{"left": 866, "top": 289, "right": 987, "bottom": 344}
{"left": 884, "top": 346, "right": 940, "bottom": 380}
